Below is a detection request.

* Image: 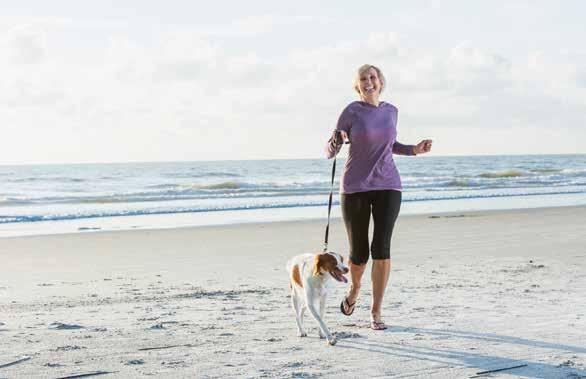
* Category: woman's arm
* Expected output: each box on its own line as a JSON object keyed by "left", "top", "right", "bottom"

{"left": 392, "top": 141, "right": 416, "bottom": 156}
{"left": 393, "top": 139, "right": 433, "bottom": 156}
{"left": 325, "top": 106, "right": 352, "bottom": 159}
{"left": 325, "top": 132, "right": 343, "bottom": 159}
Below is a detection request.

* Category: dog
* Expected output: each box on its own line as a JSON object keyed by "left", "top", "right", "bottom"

{"left": 286, "top": 251, "right": 349, "bottom": 345}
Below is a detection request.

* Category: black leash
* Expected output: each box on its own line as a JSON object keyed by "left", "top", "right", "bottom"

{"left": 323, "top": 152, "right": 337, "bottom": 252}
{"left": 323, "top": 135, "right": 348, "bottom": 252}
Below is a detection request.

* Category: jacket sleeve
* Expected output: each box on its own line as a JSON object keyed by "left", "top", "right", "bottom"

{"left": 392, "top": 141, "right": 416, "bottom": 156}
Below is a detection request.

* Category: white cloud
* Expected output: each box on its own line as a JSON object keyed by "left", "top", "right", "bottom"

{"left": 1, "top": 6, "right": 586, "bottom": 164}
{"left": 200, "top": 14, "right": 321, "bottom": 37}
{"left": 1, "top": 24, "right": 46, "bottom": 64}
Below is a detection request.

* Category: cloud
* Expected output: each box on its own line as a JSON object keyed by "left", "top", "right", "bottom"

{"left": 200, "top": 14, "right": 320, "bottom": 37}
{"left": 1, "top": 14, "right": 586, "bottom": 163}
{"left": 2, "top": 24, "right": 46, "bottom": 64}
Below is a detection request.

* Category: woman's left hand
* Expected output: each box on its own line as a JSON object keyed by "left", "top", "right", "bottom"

{"left": 414, "top": 139, "right": 433, "bottom": 155}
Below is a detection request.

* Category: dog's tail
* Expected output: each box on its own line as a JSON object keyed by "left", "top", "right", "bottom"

{"left": 285, "top": 259, "right": 293, "bottom": 291}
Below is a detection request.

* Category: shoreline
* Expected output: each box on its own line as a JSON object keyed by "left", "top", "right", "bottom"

{"left": 2, "top": 197, "right": 586, "bottom": 239}
{"left": 1, "top": 202, "right": 585, "bottom": 240}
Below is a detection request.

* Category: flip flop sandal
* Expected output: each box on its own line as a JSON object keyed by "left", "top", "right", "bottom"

{"left": 340, "top": 296, "right": 356, "bottom": 316}
{"left": 370, "top": 320, "right": 388, "bottom": 330}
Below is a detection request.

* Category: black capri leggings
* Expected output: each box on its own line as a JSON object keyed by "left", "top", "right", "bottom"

{"left": 341, "top": 190, "right": 402, "bottom": 265}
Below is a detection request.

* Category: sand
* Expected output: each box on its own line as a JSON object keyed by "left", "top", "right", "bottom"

{"left": 0, "top": 206, "right": 585, "bottom": 378}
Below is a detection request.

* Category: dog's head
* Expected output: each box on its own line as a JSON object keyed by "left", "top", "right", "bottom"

{"left": 312, "top": 251, "right": 349, "bottom": 283}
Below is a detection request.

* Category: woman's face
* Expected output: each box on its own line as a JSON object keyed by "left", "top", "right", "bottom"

{"left": 358, "top": 67, "right": 381, "bottom": 100}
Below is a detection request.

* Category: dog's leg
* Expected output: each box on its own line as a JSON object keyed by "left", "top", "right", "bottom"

{"left": 318, "top": 295, "right": 327, "bottom": 339}
{"left": 305, "top": 290, "right": 336, "bottom": 346}
{"left": 291, "top": 286, "right": 306, "bottom": 337}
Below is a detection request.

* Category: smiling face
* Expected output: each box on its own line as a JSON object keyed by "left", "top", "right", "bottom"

{"left": 313, "top": 252, "right": 349, "bottom": 283}
{"left": 353, "top": 64, "right": 386, "bottom": 103}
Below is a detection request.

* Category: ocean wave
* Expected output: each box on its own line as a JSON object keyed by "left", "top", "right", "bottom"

{"left": 3, "top": 186, "right": 332, "bottom": 205}
{"left": 0, "top": 197, "right": 34, "bottom": 206}
{"left": 163, "top": 172, "right": 243, "bottom": 179}
{"left": 445, "top": 180, "right": 474, "bottom": 187}
{"left": 7, "top": 178, "right": 586, "bottom": 206}
{"left": 3, "top": 187, "right": 586, "bottom": 224}
{"left": 9, "top": 177, "right": 86, "bottom": 183}
{"left": 185, "top": 181, "right": 243, "bottom": 190}
{"left": 149, "top": 180, "right": 329, "bottom": 192}
{"left": 404, "top": 188, "right": 586, "bottom": 203}
{"left": 0, "top": 200, "right": 327, "bottom": 224}
{"left": 407, "top": 178, "right": 571, "bottom": 190}
{"left": 562, "top": 168, "right": 586, "bottom": 176}
{"left": 146, "top": 184, "right": 179, "bottom": 189}
{"left": 530, "top": 168, "right": 563, "bottom": 174}
{"left": 478, "top": 170, "right": 525, "bottom": 178}
{"left": 477, "top": 168, "right": 586, "bottom": 179}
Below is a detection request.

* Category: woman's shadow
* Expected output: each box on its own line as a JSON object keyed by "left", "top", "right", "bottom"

{"left": 337, "top": 326, "right": 585, "bottom": 378}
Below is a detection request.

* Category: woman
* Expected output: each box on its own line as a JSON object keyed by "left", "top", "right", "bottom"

{"left": 326, "top": 64, "right": 432, "bottom": 330}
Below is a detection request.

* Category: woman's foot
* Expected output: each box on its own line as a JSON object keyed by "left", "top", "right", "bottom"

{"left": 340, "top": 286, "right": 359, "bottom": 316}
{"left": 340, "top": 296, "right": 356, "bottom": 316}
{"left": 370, "top": 313, "right": 387, "bottom": 330}
{"left": 370, "top": 320, "right": 387, "bottom": 330}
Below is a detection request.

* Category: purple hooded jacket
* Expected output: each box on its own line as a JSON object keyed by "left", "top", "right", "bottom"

{"left": 326, "top": 101, "right": 414, "bottom": 194}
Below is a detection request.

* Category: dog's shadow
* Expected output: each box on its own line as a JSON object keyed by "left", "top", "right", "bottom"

{"left": 335, "top": 326, "right": 585, "bottom": 378}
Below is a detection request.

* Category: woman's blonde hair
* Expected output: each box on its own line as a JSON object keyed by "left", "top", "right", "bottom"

{"left": 353, "top": 64, "right": 386, "bottom": 95}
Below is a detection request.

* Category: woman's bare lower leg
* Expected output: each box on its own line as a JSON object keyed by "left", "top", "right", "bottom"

{"left": 371, "top": 258, "right": 391, "bottom": 321}
{"left": 344, "top": 261, "right": 366, "bottom": 311}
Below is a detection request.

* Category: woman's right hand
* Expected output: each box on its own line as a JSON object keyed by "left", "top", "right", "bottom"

{"left": 331, "top": 130, "right": 349, "bottom": 146}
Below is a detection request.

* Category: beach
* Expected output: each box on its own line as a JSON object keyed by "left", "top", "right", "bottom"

{"left": 1, "top": 206, "right": 585, "bottom": 378}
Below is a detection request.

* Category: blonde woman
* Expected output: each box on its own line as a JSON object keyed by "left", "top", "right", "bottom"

{"left": 326, "top": 64, "right": 432, "bottom": 330}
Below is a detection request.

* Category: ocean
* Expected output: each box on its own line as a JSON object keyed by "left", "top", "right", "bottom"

{"left": 1, "top": 154, "right": 586, "bottom": 237}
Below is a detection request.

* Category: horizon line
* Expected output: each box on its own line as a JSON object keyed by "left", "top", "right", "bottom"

{"left": 1, "top": 152, "right": 585, "bottom": 167}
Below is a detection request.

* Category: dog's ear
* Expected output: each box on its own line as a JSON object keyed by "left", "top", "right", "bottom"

{"left": 313, "top": 253, "right": 324, "bottom": 276}
{"left": 313, "top": 253, "right": 337, "bottom": 276}
{"left": 327, "top": 251, "right": 344, "bottom": 263}
{"left": 331, "top": 251, "right": 344, "bottom": 263}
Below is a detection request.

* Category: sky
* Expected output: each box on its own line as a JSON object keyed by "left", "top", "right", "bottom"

{"left": 1, "top": 0, "right": 586, "bottom": 165}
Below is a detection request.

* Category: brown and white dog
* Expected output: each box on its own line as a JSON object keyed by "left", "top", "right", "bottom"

{"left": 286, "top": 252, "right": 349, "bottom": 345}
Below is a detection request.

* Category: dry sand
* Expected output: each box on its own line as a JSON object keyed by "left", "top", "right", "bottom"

{"left": 1, "top": 206, "right": 585, "bottom": 378}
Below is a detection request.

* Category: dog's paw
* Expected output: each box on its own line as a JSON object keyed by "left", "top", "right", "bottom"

{"left": 327, "top": 337, "right": 337, "bottom": 346}
{"left": 297, "top": 331, "right": 307, "bottom": 338}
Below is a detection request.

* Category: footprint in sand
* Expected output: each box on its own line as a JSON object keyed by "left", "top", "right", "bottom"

{"left": 44, "top": 362, "right": 64, "bottom": 367}
{"left": 125, "top": 359, "right": 145, "bottom": 365}
{"left": 48, "top": 322, "right": 84, "bottom": 330}
{"left": 54, "top": 345, "right": 86, "bottom": 351}
{"left": 333, "top": 331, "right": 362, "bottom": 339}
